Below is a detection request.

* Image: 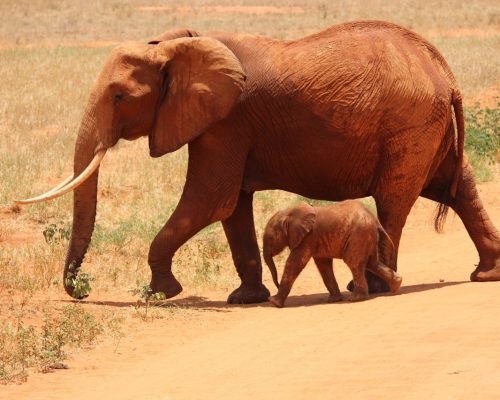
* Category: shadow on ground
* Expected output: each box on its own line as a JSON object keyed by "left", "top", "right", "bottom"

{"left": 58, "top": 280, "right": 470, "bottom": 309}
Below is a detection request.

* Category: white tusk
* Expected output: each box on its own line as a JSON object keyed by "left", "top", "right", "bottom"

{"left": 14, "top": 174, "right": 75, "bottom": 203}
{"left": 44, "top": 174, "right": 75, "bottom": 195}
{"left": 15, "top": 149, "right": 106, "bottom": 205}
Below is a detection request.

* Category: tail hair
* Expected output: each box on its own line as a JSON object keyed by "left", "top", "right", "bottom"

{"left": 434, "top": 201, "right": 450, "bottom": 233}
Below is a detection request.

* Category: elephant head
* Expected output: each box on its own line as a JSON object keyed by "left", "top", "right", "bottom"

{"left": 263, "top": 204, "right": 316, "bottom": 288}
{"left": 17, "top": 35, "right": 246, "bottom": 298}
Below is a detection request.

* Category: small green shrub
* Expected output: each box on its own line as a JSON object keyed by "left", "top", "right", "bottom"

{"left": 465, "top": 101, "right": 499, "bottom": 163}
{"left": 0, "top": 322, "right": 38, "bottom": 383}
{"left": 130, "top": 282, "right": 167, "bottom": 319}
{"left": 0, "top": 304, "right": 104, "bottom": 383}
{"left": 465, "top": 101, "right": 499, "bottom": 180}
{"left": 42, "top": 221, "right": 71, "bottom": 245}
{"left": 65, "top": 270, "right": 95, "bottom": 299}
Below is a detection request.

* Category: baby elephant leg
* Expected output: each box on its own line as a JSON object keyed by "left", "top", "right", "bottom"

{"left": 269, "top": 250, "right": 309, "bottom": 308}
{"left": 313, "top": 257, "right": 343, "bottom": 302}
{"left": 367, "top": 261, "right": 403, "bottom": 293}
{"left": 346, "top": 261, "right": 369, "bottom": 302}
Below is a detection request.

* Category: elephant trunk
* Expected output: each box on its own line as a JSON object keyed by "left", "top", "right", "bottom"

{"left": 63, "top": 105, "right": 101, "bottom": 298}
{"left": 263, "top": 245, "right": 280, "bottom": 289}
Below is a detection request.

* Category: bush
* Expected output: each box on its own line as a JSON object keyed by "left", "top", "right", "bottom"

{"left": 464, "top": 101, "right": 499, "bottom": 180}
{"left": 0, "top": 304, "right": 104, "bottom": 383}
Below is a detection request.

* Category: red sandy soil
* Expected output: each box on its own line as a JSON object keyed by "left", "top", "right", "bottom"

{"left": 0, "top": 206, "right": 39, "bottom": 247}
{"left": 136, "top": 5, "right": 305, "bottom": 15}
{"left": 467, "top": 83, "right": 500, "bottom": 108}
{"left": 1, "top": 22, "right": 498, "bottom": 51}
{"left": 425, "top": 27, "right": 500, "bottom": 38}
{"left": 2, "top": 175, "right": 499, "bottom": 400}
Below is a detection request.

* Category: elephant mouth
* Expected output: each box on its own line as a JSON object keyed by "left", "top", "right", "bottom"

{"left": 15, "top": 148, "right": 107, "bottom": 205}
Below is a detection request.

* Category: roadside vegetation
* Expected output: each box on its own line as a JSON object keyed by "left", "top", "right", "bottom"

{"left": 465, "top": 101, "right": 500, "bottom": 181}
{"left": 0, "top": 0, "right": 498, "bottom": 383}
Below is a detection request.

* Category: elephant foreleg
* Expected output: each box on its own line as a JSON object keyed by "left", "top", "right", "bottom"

{"left": 148, "top": 196, "right": 218, "bottom": 298}
{"left": 269, "top": 249, "right": 311, "bottom": 308}
{"left": 222, "top": 191, "right": 270, "bottom": 304}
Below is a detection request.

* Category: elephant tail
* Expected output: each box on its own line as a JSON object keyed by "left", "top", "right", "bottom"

{"left": 376, "top": 221, "right": 396, "bottom": 270}
{"left": 434, "top": 90, "right": 465, "bottom": 233}
{"left": 450, "top": 91, "right": 465, "bottom": 199}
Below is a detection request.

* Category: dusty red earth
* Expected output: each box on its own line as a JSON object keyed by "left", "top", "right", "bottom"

{"left": 136, "top": 5, "right": 305, "bottom": 15}
{"left": 425, "top": 27, "right": 500, "bottom": 38}
{"left": 467, "top": 83, "right": 500, "bottom": 108}
{"left": 2, "top": 175, "right": 499, "bottom": 399}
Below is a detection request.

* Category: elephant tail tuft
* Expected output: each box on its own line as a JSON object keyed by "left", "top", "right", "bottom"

{"left": 434, "top": 200, "right": 450, "bottom": 233}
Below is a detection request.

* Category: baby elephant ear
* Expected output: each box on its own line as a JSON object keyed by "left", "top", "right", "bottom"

{"left": 286, "top": 203, "right": 316, "bottom": 249}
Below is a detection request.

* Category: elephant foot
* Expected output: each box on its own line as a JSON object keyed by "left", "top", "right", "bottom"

{"left": 268, "top": 295, "right": 285, "bottom": 308}
{"left": 470, "top": 258, "right": 500, "bottom": 282}
{"left": 348, "top": 291, "right": 369, "bottom": 302}
{"left": 66, "top": 287, "right": 89, "bottom": 301}
{"left": 389, "top": 274, "right": 403, "bottom": 293}
{"left": 150, "top": 271, "right": 183, "bottom": 299}
{"left": 347, "top": 272, "right": 390, "bottom": 294}
{"left": 227, "top": 283, "right": 270, "bottom": 304}
{"left": 328, "top": 293, "right": 343, "bottom": 303}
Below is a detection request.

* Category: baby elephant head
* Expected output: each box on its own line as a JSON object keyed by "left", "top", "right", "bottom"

{"left": 262, "top": 203, "right": 316, "bottom": 288}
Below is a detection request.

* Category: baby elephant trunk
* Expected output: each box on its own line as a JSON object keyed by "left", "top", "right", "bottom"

{"left": 263, "top": 246, "right": 280, "bottom": 289}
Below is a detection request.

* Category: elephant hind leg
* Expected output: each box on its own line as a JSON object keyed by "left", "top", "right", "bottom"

{"left": 366, "top": 260, "right": 402, "bottom": 293}
{"left": 345, "top": 261, "right": 369, "bottom": 302}
{"left": 313, "top": 257, "right": 343, "bottom": 302}
{"left": 346, "top": 197, "right": 416, "bottom": 294}
{"left": 351, "top": 181, "right": 424, "bottom": 294}
{"left": 356, "top": 127, "right": 439, "bottom": 293}
{"left": 421, "top": 152, "right": 500, "bottom": 281}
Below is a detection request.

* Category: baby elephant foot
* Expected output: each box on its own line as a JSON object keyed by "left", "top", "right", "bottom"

{"left": 268, "top": 295, "right": 285, "bottom": 308}
{"left": 389, "top": 274, "right": 403, "bottom": 293}
{"left": 347, "top": 274, "right": 390, "bottom": 294}
{"left": 328, "top": 293, "right": 343, "bottom": 303}
{"left": 150, "top": 270, "right": 183, "bottom": 299}
{"left": 348, "top": 291, "right": 369, "bottom": 302}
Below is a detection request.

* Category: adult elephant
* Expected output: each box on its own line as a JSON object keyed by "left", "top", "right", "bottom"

{"left": 18, "top": 21, "right": 500, "bottom": 303}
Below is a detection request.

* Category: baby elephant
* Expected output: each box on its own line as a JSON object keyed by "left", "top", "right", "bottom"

{"left": 263, "top": 200, "right": 402, "bottom": 307}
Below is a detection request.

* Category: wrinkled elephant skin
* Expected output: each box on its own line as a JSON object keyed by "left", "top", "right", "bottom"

{"left": 23, "top": 21, "right": 499, "bottom": 302}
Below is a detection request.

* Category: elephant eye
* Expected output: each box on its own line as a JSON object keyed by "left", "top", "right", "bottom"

{"left": 113, "top": 92, "right": 124, "bottom": 105}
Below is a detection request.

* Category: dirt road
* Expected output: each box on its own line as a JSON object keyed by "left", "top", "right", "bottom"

{"left": 3, "top": 179, "right": 500, "bottom": 400}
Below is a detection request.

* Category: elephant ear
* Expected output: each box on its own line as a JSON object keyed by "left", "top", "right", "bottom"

{"left": 285, "top": 204, "right": 316, "bottom": 250}
{"left": 150, "top": 37, "right": 246, "bottom": 157}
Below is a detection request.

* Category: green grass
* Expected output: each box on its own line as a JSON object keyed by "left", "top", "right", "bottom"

{"left": 463, "top": 100, "right": 500, "bottom": 181}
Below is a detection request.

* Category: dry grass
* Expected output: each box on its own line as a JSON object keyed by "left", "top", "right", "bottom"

{"left": 0, "top": 0, "right": 498, "bottom": 382}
